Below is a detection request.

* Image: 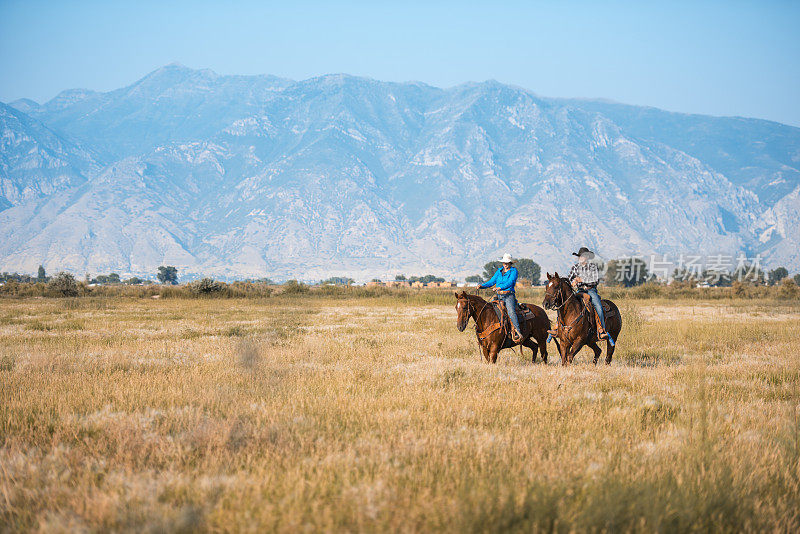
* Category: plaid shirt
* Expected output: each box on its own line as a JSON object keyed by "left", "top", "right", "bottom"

{"left": 568, "top": 261, "right": 600, "bottom": 288}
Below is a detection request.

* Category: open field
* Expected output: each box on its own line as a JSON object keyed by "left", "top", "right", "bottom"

{"left": 1, "top": 293, "right": 799, "bottom": 532}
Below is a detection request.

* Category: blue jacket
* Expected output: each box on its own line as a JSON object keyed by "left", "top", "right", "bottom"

{"left": 479, "top": 267, "right": 518, "bottom": 293}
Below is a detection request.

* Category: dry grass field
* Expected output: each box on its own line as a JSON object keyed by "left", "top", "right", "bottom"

{"left": 1, "top": 291, "right": 799, "bottom": 532}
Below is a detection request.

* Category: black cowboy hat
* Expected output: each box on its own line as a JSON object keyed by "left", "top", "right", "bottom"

{"left": 572, "top": 247, "right": 595, "bottom": 259}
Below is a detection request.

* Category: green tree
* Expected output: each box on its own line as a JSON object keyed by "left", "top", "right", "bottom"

{"left": 482, "top": 258, "right": 540, "bottom": 284}
{"left": 606, "top": 258, "right": 649, "bottom": 287}
{"left": 702, "top": 269, "right": 732, "bottom": 287}
{"left": 37, "top": 265, "right": 47, "bottom": 282}
{"left": 125, "top": 277, "right": 143, "bottom": 285}
{"left": 481, "top": 261, "right": 502, "bottom": 281}
{"left": 794, "top": 273, "right": 800, "bottom": 286}
{"left": 321, "top": 277, "right": 354, "bottom": 285}
{"left": 465, "top": 275, "right": 482, "bottom": 284}
{"left": 93, "top": 274, "right": 122, "bottom": 285}
{"left": 408, "top": 274, "right": 444, "bottom": 284}
{"left": 515, "top": 258, "right": 541, "bottom": 285}
{"left": 768, "top": 267, "right": 789, "bottom": 286}
{"left": 157, "top": 265, "right": 178, "bottom": 285}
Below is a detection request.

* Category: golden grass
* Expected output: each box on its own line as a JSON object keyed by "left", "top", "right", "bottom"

{"left": 1, "top": 295, "right": 799, "bottom": 532}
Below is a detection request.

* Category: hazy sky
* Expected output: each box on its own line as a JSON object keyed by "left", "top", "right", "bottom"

{"left": 1, "top": 0, "right": 799, "bottom": 125}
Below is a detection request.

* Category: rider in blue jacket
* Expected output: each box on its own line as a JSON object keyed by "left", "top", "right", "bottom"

{"left": 479, "top": 253, "right": 522, "bottom": 342}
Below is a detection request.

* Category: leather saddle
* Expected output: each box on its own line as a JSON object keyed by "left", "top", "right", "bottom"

{"left": 477, "top": 300, "right": 534, "bottom": 342}
{"left": 491, "top": 300, "right": 535, "bottom": 330}
{"left": 579, "top": 293, "right": 612, "bottom": 334}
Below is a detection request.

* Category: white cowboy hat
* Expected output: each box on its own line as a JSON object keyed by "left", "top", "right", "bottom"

{"left": 499, "top": 253, "right": 515, "bottom": 263}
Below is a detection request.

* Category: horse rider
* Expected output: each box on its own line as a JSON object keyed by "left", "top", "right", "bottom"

{"left": 479, "top": 253, "right": 523, "bottom": 342}
{"left": 567, "top": 247, "right": 611, "bottom": 341}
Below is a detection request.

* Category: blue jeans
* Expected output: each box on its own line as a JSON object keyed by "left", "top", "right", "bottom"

{"left": 499, "top": 293, "right": 521, "bottom": 335}
{"left": 578, "top": 287, "right": 606, "bottom": 331}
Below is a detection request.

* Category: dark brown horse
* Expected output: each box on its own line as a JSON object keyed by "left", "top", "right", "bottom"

{"left": 454, "top": 291, "right": 551, "bottom": 364}
{"left": 542, "top": 273, "right": 622, "bottom": 365}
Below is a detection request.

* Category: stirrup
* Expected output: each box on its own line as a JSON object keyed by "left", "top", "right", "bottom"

{"left": 599, "top": 331, "right": 615, "bottom": 346}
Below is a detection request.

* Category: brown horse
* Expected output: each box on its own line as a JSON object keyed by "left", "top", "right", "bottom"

{"left": 454, "top": 291, "right": 551, "bottom": 364}
{"left": 542, "top": 273, "right": 622, "bottom": 365}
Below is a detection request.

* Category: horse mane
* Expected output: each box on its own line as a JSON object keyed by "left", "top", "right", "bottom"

{"left": 465, "top": 292, "right": 487, "bottom": 305}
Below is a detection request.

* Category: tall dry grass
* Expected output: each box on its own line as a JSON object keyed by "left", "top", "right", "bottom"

{"left": 1, "top": 294, "right": 799, "bottom": 532}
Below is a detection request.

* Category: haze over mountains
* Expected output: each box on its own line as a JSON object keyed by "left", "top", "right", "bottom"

{"left": 2, "top": 63, "right": 799, "bottom": 281}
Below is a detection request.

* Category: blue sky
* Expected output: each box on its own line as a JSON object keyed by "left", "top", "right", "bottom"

{"left": 1, "top": 0, "right": 799, "bottom": 125}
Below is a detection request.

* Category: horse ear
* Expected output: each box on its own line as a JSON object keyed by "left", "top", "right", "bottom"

{"left": 454, "top": 292, "right": 459, "bottom": 299}
{"left": 546, "top": 272, "right": 551, "bottom": 279}
{"left": 554, "top": 271, "right": 559, "bottom": 279}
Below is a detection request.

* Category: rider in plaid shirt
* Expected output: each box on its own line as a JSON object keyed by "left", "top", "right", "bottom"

{"left": 568, "top": 260, "right": 600, "bottom": 288}
{"left": 568, "top": 247, "right": 610, "bottom": 340}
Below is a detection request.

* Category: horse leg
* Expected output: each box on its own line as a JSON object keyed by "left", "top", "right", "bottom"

{"left": 559, "top": 338, "right": 569, "bottom": 366}
{"left": 480, "top": 343, "right": 490, "bottom": 363}
{"left": 567, "top": 342, "right": 583, "bottom": 365}
{"left": 523, "top": 338, "right": 539, "bottom": 363}
{"left": 605, "top": 340, "right": 616, "bottom": 365}
{"left": 536, "top": 332, "right": 548, "bottom": 364}
{"left": 587, "top": 340, "right": 602, "bottom": 365}
{"left": 489, "top": 346, "right": 500, "bottom": 364}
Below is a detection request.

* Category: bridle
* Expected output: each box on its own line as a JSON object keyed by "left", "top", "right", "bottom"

{"left": 551, "top": 279, "right": 576, "bottom": 311}
{"left": 550, "top": 278, "right": 586, "bottom": 332}
{"left": 459, "top": 296, "right": 488, "bottom": 326}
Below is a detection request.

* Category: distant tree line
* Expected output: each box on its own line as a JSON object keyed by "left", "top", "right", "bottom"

{"left": 321, "top": 276, "right": 354, "bottom": 286}
{"left": 392, "top": 274, "right": 447, "bottom": 284}
{"left": 3, "top": 261, "right": 799, "bottom": 290}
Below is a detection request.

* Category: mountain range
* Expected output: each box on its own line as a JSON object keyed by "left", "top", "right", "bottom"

{"left": 2, "top": 63, "right": 799, "bottom": 281}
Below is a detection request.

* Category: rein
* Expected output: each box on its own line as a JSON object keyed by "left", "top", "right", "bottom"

{"left": 554, "top": 281, "right": 586, "bottom": 332}
{"left": 464, "top": 296, "right": 504, "bottom": 341}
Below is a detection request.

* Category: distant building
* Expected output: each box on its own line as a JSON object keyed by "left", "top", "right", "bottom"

{"left": 366, "top": 281, "right": 383, "bottom": 287}
{"left": 411, "top": 281, "right": 425, "bottom": 288}
{"left": 385, "top": 280, "right": 410, "bottom": 288}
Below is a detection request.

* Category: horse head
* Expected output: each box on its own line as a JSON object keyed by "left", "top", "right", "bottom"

{"left": 542, "top": 272, "right": 571, "bottom": 310}
{"left": 454, "top": 291, "right": 474, "bottom": 332}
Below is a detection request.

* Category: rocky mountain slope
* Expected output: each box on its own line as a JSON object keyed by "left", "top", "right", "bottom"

{"left": 2, "top": 64, "right": 798, "bottom": 280}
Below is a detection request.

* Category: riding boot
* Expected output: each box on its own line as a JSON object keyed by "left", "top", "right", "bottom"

{"left": 512, "top": 330, "right": 522, "bottom": 343}
{"left": 593, "top": 308, "right": 609, "bottom": 339}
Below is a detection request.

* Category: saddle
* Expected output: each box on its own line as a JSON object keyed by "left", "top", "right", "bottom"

{"left": 478, "top": 299, "right": 535, "bottom": 341}
{"left": 579, "top": 293, "right": 613, "bottom": 336}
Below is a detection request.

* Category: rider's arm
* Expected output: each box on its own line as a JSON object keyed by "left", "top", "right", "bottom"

{"left": 495, "top": 268, "right": 517, "bottom": 291}
{"left": 479, "top": 269, "right": 500, "bottom": 289}
{"left": 568, "top": 264, "right": 579, "bottom": 282}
